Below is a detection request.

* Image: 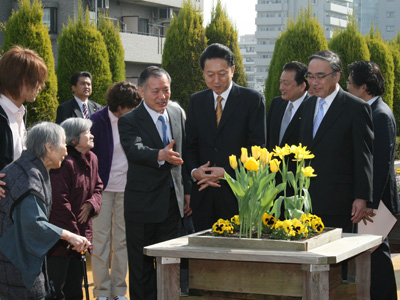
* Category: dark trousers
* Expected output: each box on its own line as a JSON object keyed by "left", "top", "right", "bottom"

{"left": 370, "top": 237, "right": 397, "bottom": 300}
{"left": 125, "top": 189, "right": 181, "bottom": 300}
{"left": 47, "top": 256, "right": 83, "bottom": 300}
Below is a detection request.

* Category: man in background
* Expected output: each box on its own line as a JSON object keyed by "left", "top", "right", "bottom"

{"left": 56, "top": 71, "right": 102, "bottom": 124}
{"left": 348, "top": 60, "right": 398, "bottom": 300}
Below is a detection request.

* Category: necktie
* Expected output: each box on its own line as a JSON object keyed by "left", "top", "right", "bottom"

{"left": 279, "top": 102, "right": 293, "bottom": 144}
{"left": 158, "top": 115, "right": 169, "bottom": 147}
{"left": 313, "top": 98, "right": 326, "bottom": 138}
{"left": 82, "top": 103, "right": 89, "bottom": 119}
{"left": 216, "top": 96, "right": 223, "bottom": 126}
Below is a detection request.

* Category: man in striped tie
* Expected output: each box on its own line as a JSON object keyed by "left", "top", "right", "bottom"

{"left": 56, "top": 71, "right": 102, "bottom": 124}
{"left": 185, "top": 43, "right": 266, "bottom": 231}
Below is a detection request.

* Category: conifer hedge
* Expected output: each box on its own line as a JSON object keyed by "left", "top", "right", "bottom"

{"left": 161, "top": 0, "right": 207, "bottom": 109}
{"left": 57, "top": 6, "right": 112, "bottom": 106}
{"left": 3, "top": 0, "right": 58, "bottom": 125}
{"left": 206, "top": 0, "right": 247, "bottom": 87}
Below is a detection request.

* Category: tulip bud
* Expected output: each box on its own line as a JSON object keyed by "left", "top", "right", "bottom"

{"left": 229, "top": 155, "right": 238, "bottom": 170}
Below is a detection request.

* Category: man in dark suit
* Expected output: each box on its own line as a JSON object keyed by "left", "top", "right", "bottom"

{"left": 266, "top": 61, "right": 309, "bottom": 151}
{"left": 56, "top": 71, "right": 102, "bottom": 124}
{"left": 118, "top": 66, "right": 191, "bottom": 300}
{"left": 348, "top": 61, "right": 398, "bottom": 300}
{"left": 299, "top": 50, "right": 373, "bottom": 233}
{"left": 185, "top": 43, "right": 266, "bottom": 231}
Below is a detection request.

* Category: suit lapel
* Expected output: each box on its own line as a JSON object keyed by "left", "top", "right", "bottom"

{"left": 217, "top": 83, "right": 240, "bottom": 131}
{"left": 312, "top": 89, "right": 347, "bottom": 146}
{"left": 302, "top": 96, "right": 317, "bottom": 147}
{"left": 271, "top": 98, "right": 287, "bottom": 147}
{"left": 137, "top": 104, "right": 164, "bottom": 148}
{"left": 71, "top": 99, "right": 83, "bottom": 118}
{"left": 205, "top": 90, "right": 218, "bottom": 132}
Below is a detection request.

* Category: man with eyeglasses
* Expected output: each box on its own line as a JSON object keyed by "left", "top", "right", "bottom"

{"left": 299, "top": 50, "right": 373, "bottom": 234}
{"left": 347, "top": 61, "right": 398, "bottom": 300}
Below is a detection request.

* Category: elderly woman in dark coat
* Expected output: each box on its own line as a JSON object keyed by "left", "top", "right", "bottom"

{"left": 0, "top": 122, "right": 90, "bottom": 300}
{"left": 47, "top": 118, "right": 103, "bottom": 300}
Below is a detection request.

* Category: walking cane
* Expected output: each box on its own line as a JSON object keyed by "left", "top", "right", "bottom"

{"left": 81, "top": 250, "right": 90, "bottom": 300}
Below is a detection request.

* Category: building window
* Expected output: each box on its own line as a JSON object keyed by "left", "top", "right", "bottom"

{"left": 138, "top": 18, "right": 149, "bottom": 34}
{"left": 386, "top": 11, "right": 395, "bottom": 18}
{"left": 312, "top": 0, "right": 317, "bottom": 4}
{"left": 386, "top": 26, "right": 395, "bottom": 32}
{"left": 43, "top": 7, "right": 57, "bottom": 34}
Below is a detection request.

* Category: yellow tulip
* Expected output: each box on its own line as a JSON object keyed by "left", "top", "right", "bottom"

{"left": 302, "top": 166, "right": 317, "bottom": 177}
{"left": 259, "top": 148, "right": 269, "bottom": 164}
{"left": 244, "top": 157, "right": 259, "bottom": 172}
{"left": 229, "top": 155, "right": 238, "bottom": 170}
{"left": 251, "top": 146, "right": 261, "bottom": 160}
{"left": 270, "top": 159, "right": 281, "bottom": 173}
{"left": 273, "top": 144, "right": 291, "bottom": 159}
{"left": 240, "top": 147, "right": 248, "bottom": 164}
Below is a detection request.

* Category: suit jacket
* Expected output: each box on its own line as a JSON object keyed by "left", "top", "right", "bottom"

{"left": 299, "top": 88, "right": 373, "bottom": 218}
{"left": 370, "top": 97, "right": 400, "bottom": 214}
{"left": 266, "top": 95, "right": 308, "bottom": 151}
{"left": 56, "top": 98, "right": 102, "bottom": 124}
{"left": 118, "top": 102, "right": 190, "bottom": 224}
{"left": 185, "top": 83, "right": 266, "bottom": 212}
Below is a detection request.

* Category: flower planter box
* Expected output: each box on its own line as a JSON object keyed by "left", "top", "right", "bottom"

{"left": 188, "top": 228, "right": 342, "bottom": 251}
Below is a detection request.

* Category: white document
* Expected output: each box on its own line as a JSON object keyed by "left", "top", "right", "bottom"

{"left": 358, "top": 200, "right": 397, "bottom": 239}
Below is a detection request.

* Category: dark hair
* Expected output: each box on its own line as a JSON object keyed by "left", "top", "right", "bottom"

{"left": 0, "top": 46, "right": 48, "bottom": 100}
{"left": 348, "top": 61, "right": 385, "bottom": 96}
{"left": 200, "top": 43, "right": 235, "bottom": 70}
{"left": 106, "top": 81, "right": 142, "bottom": 112}
{"left": 309, "top": 50, "right": 343, "bottom": 75}
{"left": 283, "top": 61, "right": 309, "bottom": 91}
{"left": 71, "top": 71, "right": 92, "bottom": 86}
{"left": 138, "top": 66, "right": 171, "bottom": 90}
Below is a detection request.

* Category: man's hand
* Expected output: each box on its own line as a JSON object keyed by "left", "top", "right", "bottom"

{"left": 0, "top": 173, "right": 5, "bottom": 199}
{"left": 361, "top": 207, "right": 376, "bottom": 225}
{"left": 192, "top": 162, "right": 225, "bottom": 191}
{"left": 184, "top": 194, "right": 192, "bottom": 216}
{"left": 78, "top": 202, "right": 93, "bottom": 224}
{"left": 351, "top": 198, "right": 367, "bottom": 223}
{"left": 158, "top": 140, "right": 183, "bottom": 165}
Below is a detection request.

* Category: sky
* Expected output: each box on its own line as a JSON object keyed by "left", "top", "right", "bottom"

{"left": 203, "top": 0, "right": 257, "bottom": 36}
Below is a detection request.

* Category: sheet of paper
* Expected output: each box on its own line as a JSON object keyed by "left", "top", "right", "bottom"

{"left": 358, "top": 200, "right": 397, "bottom": 239}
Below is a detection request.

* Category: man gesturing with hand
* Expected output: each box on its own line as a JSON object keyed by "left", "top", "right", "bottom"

{"left": 118, "top": 66, "right": 191, "bottom": 300}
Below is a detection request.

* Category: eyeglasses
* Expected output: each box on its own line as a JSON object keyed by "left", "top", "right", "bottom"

{"left": 346, "top": 81, "right": 352, "bottom": 86}
{"left": 305, "top": 71, "right": 335, "bottom": 81}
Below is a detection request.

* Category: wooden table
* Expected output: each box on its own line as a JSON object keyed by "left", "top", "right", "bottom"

{"left": 144, "top": 233, "right": 382, "bottom": 300}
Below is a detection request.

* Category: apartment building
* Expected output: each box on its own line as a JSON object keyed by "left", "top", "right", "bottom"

{"left": 0, "top": 0, "right": 203, "bottom": 82}
{"left": 254, "top": 0, "right": 352, "bottom": 92}
{"left": 238, "top": 34, "right": 257, "bottom": 91}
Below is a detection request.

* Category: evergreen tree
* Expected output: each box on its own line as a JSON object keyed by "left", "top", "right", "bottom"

{"left": 366, "top": 27, "right": 394, "bottom": 109}
{"left": 57, "top": 4, "right": 112, "bottom": 106}
{"left": 206, "top": 0, "right": 246, "bottom": 86}
{"left": 264, "top": 5, "right": 327, "bottom": 111}
{"left": 98, "top": 12, "right": 125, "bottom": 82}
{"left": 389, "top": 44, "right": 400, "bottom": 135}
{"left": 3, "top": 0, "right": 58, "bottom": 125}
{"left": 328, "top": 14, "right": 370, "bottom": 88}
{"left": 161, "top": 0, "right": 207, "bottom": 109}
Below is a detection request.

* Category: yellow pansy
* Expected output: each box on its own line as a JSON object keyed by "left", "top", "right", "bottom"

{"left": 262, "top": 213, "right": 276, "bottom": 227}
{"left": 231, "top": 215, "right": 240, "bottom": 225}
{"left": 302, "top": 166, "right": 317, "bottom": 177}
{"left": 311, "top": 217, "right": 324, "bottom": 233}
{"left": 270, "top": 159, "right": 281, "bottom": 173}
{"left": 244, "top": 157, "right": 259, "bottom": 172}
{"left": 282, "top": 219, "right": 296, "bottom": 236}
{"left": 229, "top": 155, "right": 238, "bottom": 170}
{"left": 241, "top": 147, "right": 248, "bottom": 164}
{"left": 251, "top": 146, "right": 261, "bottom": 160}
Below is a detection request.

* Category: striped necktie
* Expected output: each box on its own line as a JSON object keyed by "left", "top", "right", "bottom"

{"left": 82, "top": 103, "right": 89, "bottom": 119}
{"left": 216, "top": 96, "right": 223, "bottom": 126}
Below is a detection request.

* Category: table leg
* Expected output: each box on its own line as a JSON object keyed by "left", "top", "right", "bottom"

{"left": 156, "top": 257, "right": 181, "bottom": 300}
{"left": 302, "top": 264, "right": 330, "bottom": 300}
{"left": 348, "top": 250, "right": 371, "bottom": 300}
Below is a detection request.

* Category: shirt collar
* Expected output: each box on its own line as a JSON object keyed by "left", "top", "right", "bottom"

{"left": 213, "top": 81, "right": 233, "bottom": 101}
{"left": 367, "top": 96, "right": 379, "bottom": 106}
{"left": 0, "top": 93, "right": 25, "bottom": 115}
{"left": 74, "top": 96, "right": 89, "bottom": 110}
{"left": 143, "top": 101, "right": 169, "bottom": 125}
{"left": 289, "top": 92, "right": 307, "bottom": 110}
{"left": 318, "top": 84, "right": 340, "bottom": 105}
{"left": 108, "top": 107, "right": 119, "bottom": 123}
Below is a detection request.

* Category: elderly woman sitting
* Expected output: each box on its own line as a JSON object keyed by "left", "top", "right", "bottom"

{"left": 47, "top": 117, "right": 103, "bottom": 300}
{"left": 0, "top": 122, "right": 90, "bottom": 300}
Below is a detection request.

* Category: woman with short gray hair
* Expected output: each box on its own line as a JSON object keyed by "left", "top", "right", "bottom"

{"left": 47, "top": 117, "right": 103, "bottom": 300}
{"left": 0, "top": 121, "right": 90, "bottom": 300}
